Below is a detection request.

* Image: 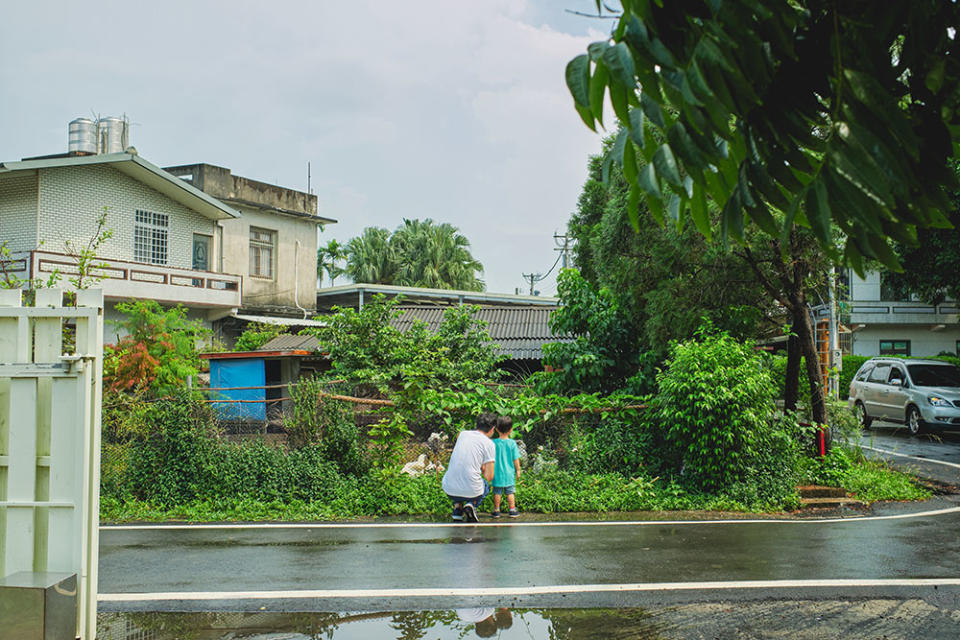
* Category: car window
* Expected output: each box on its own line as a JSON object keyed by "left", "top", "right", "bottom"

{"left": 907, "top": 364, "right": 960, "bottom": 387}
{"left": 888, "top": 367, "right": 905, "bottom": 384}
{"left": 855, "top": 365, "right": 874, "bottom": 382}
{"left": 867, "top": 364, "right": 890, "bottom": 383}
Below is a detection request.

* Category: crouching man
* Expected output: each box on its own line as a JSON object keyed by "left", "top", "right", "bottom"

{"left": 441, "top": 412, "right": 496, "bottom": 522}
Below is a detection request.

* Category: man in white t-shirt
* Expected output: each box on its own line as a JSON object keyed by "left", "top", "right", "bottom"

{"left": 441, "top": 412, "right": 497, "bottom": 522}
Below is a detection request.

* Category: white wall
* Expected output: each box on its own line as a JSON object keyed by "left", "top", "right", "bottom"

{"left": 37, "top": 165, "right": 218, "bottom": 270}
{"left": 851, "top": 325, "right": 960, "bottom": 357}
{"left": 0, "top": 173, "right": 39, "bottom": 251}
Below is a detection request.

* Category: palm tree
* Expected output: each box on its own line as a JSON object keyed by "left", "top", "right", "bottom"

{"left": 344, "top": 227, "right": 398, "bottom": 284}
{"left": 317, "top": 239, "right": 346, "bottom": 287}
{"left": 343, "top": 220, "right": 484, "bottom": 291}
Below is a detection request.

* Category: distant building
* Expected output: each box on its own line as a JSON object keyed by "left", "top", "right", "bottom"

{"left": 827, "top": 270, "right": 960, "bottom": 357}
{"left": 165, "top": 163, "right": 335, "bottom": 323}
{"left": 0, "top": 119, "right": 336, "bottom": 344}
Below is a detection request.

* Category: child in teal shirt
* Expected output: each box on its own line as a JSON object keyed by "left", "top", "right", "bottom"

{"left": 491, "top": 416, "right": 521, "bottom": 517}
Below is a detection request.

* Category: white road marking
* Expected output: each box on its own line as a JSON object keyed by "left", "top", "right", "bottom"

{"left": 98, "top": 578, "right": 960, "bottom": 602}
{"left": 100, "top": 504, "right": 960, "bottom": 531}
{"left": 862, "top": 444, "right": 960, "bottom": 470}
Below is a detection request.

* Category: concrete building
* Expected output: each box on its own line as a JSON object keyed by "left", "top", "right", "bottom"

{"left": 0, "top": 140, "right": 334, "bottom": 343}
{"left": 840, "top": 270, "right": 960, "bottom": 357}
{"left": 164, "top": 163, "right": 335, "bottom": 321}
{"left": 0, "top": 151, "right": 243, "bottom": 334}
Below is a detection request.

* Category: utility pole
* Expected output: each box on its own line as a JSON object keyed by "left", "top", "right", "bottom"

{"left": 521, "top": 272, "right": 540, "bottom": 296}
{"left": 553, "top": 232, "right": 571, "bottom": 269}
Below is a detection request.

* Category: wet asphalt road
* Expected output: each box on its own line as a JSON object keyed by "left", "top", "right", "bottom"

{"left": 97, "top": 427, "right": 960, "bottom": 613}
{"left": 860, "top": 421, "right": 960, "bottom": 485}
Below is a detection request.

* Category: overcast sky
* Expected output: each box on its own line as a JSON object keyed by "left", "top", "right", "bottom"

{"left": 0, "top": 1, "right": 614, "bottom": 295}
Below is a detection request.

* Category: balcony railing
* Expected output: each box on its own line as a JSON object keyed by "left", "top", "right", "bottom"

{"left": 1, "top": 250, "right": 242, "bottom": 309}
{"left": 814, "top": 300, "right": 960, "bottom": 326}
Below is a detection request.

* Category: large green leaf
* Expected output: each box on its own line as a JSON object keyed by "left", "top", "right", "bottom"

{"left": 566, "top": 54, "right": 591, "bottom": 109}
{"left": 609, "top": 80, "right": 631, "bottom": 123}
{"left": 602, "top": 42, "right": 636, "bottom": 89}
{"left": 640, "top": 92, "right": 666, "bottom": 129}
{"left": 589, "top": 63, "right": 609, "bottom": 124}
{"left": 623, "top": 139, "right": 639, "bottom": 185}
{"left": 638, "top": 162, "right": 662, "bottom": 200}
{"left": 690, "top": 180, "right": 711, "bottom": 239}
{"left": 844, "top": 70, "right": 919, "bottom": 153}
{"left": 805, "top": 178, "right": 832, "bottom": 244}
{"left": 653, "top": 145, "right": 683, "bottom": 187}
{"left": 627, "top": 107, "right": 645, "bottom": 147}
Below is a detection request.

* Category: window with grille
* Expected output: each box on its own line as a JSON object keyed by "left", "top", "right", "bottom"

{"left": 134, "top": 209, "right": 168, "bottom": 265}
{"left": 249, "top": 227, "right": 275, "bottom": 278}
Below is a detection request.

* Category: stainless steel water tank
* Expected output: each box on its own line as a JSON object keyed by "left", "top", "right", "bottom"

{"left": 98, "top": 117, "right": 127, "bottom": 154}
{"left": 67, "top": 118, "right": 97, "bottom": 155}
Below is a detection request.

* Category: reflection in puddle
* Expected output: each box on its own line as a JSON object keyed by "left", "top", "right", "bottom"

{"left": 98, "top": 608, "right": 664, "bottom": 639}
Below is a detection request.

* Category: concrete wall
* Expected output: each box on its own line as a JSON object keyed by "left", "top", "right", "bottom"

{"left": 166, "top": 163, "right": 317, "bottom": 217}
{"left": 848, "top": 269, "right": 881, "bottom": 301}
{"left": 0, "top": 173, "right": 39, "bottom": 252}
{"left": 220, "top": 204, "right": 318, "bottom": 311}
{"left": 851, "top": 325, "right": 960, "bottom": 357}
{"left": 36, "top": 165, "right": 219, "bottom": 270}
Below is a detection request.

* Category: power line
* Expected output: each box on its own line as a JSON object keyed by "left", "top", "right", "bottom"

{"left": 521, "top": 237, "right": 566, "bottom": 295}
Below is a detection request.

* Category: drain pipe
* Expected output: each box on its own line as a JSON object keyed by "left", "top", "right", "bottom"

{"left": 294, "top": 240, "right": 308, "bottom": 319}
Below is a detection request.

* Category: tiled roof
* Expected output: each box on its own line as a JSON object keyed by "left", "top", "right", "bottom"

{"left": 391, "top": 306, "right": 573, "bottom": 360}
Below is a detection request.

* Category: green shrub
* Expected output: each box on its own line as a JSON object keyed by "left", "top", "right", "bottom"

{"left": 839, "top": 355, "right": 870, "bottom": 399}
{"left": 653, "top": 331, "right": 803, "bottom": 499}
{"left": 567, "top": 410, "right": 653, "bottom": 476}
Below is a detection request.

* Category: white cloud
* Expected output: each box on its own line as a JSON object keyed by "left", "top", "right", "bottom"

{"left": 0, "top": 0, "right": 611, "bottom": 294}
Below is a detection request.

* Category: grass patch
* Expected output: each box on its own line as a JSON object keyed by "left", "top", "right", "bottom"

{"left": 798, "top": 446, "right": 932, "bottom": 502}
{"left": 100, "top": 468, "right": 815, "bottom": 523}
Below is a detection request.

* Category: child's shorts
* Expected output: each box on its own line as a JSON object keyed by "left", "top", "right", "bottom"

{"left": 492, "top": 485, "right": 515, "bottom": 495}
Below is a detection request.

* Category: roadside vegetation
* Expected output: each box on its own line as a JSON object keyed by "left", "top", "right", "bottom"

{"left": 100, "top": 296, "right": 929, "bottom": 523}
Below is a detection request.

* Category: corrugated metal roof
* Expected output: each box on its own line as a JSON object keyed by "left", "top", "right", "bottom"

{"left": 259, "top": 334, "right": 320, "bottom": 352}
{"left": 391, "top": 306, "right": 573, "bottom": 360}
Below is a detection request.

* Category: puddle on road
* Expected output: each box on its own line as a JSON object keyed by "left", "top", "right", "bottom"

{"left": 98, "top": 608, "right": 664, "bottom": 639}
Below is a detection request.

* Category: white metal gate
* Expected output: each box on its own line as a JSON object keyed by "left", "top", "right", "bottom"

{"left": 0, "top": 289, "right": 104, "bottom": 639}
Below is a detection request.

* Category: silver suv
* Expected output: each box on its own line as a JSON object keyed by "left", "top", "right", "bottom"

{"left": 848, "top": 358, "right": 960, "bottom": 434}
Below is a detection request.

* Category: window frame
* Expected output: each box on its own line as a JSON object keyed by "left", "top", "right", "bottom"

{"left": 133, "top": 209, "right": 169, "bottom": 265}
{"left": 249, "top": 226, "right": 276, "bottom": 279}
{"left": 879, "top": 340, "right": 911, "bottom": 357}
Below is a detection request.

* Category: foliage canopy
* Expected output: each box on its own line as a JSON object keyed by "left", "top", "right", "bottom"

{"left": 567, "top": 1, "right": 960, "bottom": 272}
{"left": 344, "top": 219, "right": 484, "bottom": 291}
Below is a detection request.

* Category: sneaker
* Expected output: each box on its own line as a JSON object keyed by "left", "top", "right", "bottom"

{"left": 452, "top": 513, "right": 464, "bottom": 521}
{"left": 463, "top": 503, "right": 479, "bottom": 523}
{"left": 508, "top": 509, "right": 519, "bottom": 518}
{"left": 452, "top": 504, "right": 464, "bottom": 521}
{"left": 491, "top": 510, "right": 501, "bottom": 518}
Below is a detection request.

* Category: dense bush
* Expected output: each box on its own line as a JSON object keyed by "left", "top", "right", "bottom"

{"left": 103, "top": 393, "right": 360, "bottom": 507}
{"left": 839, "top": 355, "right": 870, "bottom": 400}
{"left": 653, "top": 331, "right": 804, "bottom": 501}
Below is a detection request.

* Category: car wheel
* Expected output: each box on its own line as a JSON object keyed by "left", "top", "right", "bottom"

{"left": 855, "top": 402, "right": 872, "bottom": 429}
{"left": 907, "top": 406, "right": 926, "bottom": 436}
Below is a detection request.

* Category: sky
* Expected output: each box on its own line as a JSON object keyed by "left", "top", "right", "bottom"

{"left": 0, "top": 1, "right": 615, "bottom": 296}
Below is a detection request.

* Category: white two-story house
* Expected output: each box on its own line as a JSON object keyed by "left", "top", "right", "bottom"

{"left": 0, "top": 150, "right": 243, "bottom": 336}
{"left": 0, "top": 127, "right": 334, "bottom": 343}
{"left": 841, "top": 270, "right": 960, "bottom": 357}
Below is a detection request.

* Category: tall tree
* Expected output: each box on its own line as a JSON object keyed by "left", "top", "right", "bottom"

{"left": 344, "top": 227, "right": 397, "bottom": 285}
{"left": 317, "top": 238, "right": 346, "bottom": 287}
{"left": 566, "top": 1, "right": 960, "bottom": 272}
{"left": 571, "top": 139, "right": 834, "bottom": 424}
{"left": 344, "top": 219, "right": 484, "bottom": 291}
